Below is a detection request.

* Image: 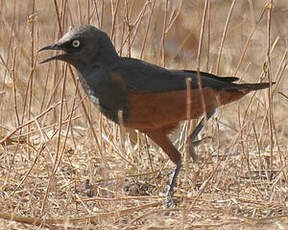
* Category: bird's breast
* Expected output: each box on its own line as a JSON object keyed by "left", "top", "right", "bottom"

{"left": 78, "top": 71, "right": 130, "bottom": 124}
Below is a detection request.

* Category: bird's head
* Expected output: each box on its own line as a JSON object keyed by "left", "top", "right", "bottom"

{"left": 39, "top": 25, "right": 118, "bottom": 69}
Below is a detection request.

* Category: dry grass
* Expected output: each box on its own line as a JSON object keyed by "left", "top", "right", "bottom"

{"left": 0, "top": 0, "right": 288, "bottom": 229}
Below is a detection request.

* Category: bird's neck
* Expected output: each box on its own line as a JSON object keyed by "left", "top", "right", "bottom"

{"left": 96, "top": 38, "right": 119, "bottom": 67}
{"left": 72, "top": 39, "right": 120, "bottom": 73}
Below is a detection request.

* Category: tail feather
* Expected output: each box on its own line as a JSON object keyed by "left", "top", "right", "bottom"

{"left": 224, "top": 82, "right": 274, "bottom": 91}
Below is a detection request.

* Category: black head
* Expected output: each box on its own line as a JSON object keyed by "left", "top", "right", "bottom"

{"left": 39, "top": 25, "right": 119, "bottom": 70}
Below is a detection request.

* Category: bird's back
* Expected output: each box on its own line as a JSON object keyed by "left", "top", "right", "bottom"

{"left": 112, "top": 57, "right": 246, "bottom": 93}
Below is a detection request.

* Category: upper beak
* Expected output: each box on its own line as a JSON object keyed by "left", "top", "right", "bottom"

{"left": 38, "top": 44, "right": 66, "bottom": 64}
{"left": 38, "top": 44, "right": 60, "bottom": 52}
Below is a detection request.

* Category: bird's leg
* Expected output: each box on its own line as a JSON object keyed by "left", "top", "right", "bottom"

{"left": 165, "top": 159, "right": 181, "bottom": 207}
{"left": 188, "top": 109, "right": 215, "bottom": 161}
{"left": 144, "top": 126, "right": 182, "bottom": 207}
{"left": 167, "top": 111, "right": 215, "bottom": 206}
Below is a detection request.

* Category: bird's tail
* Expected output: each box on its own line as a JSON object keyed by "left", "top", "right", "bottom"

{"left": 224, "top": 82, "right": 274, "bottom": 92}
{"left": 218, "top": 82, "right": 274, "bottom": 106}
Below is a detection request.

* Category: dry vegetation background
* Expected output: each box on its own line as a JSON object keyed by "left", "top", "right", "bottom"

{"left": 0, "top": 0, "right": 288, "bottom": 229}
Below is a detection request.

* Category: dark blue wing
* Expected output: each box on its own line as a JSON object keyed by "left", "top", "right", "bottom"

{"left": 112, "top": 57, "right": 239, "bottom": 92}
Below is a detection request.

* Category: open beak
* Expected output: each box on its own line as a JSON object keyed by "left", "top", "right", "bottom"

{"left": 38, "top": 44, "right": 67, "bottom": 64}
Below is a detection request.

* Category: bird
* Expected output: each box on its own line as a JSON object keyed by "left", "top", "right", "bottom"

{"left": 39, "top": 24, "right": 273, "bottom": 207}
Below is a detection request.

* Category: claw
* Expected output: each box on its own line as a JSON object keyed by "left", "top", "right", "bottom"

{"left": 189, "top": 136, "right": 213, "bottom": 161}
{"left": 191, "top": 136, "right": 213, "bottom": 147}
{"left": 165, "top": 160, "right": 181, "bottom": 207}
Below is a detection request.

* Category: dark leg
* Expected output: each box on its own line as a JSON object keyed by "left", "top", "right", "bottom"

{"left": 144, "top": 126, "right": 182, "bottom": 207}
{"left": 166, "top": 111, "right": 215, "bottom": 206}
{"left": 165, "top": 160, "right": 181, "bottom": 207}
{"left": 144, "top": 112, "right": 214, "bottom": 207}
{"left": 188, "top": 109, "right": 215, "bottom": 161}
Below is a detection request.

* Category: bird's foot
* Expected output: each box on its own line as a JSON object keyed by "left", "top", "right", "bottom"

{"left": 165, "top": 191, "right": 173, "bottom": 208}
{"left": 189, "top": 136, "right": 213, "bottom": 161}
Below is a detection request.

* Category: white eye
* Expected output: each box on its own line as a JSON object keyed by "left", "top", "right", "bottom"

{"left": 72, "top": 40, "right": 80, "bottom": 48}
